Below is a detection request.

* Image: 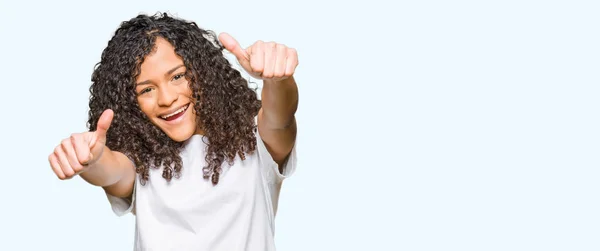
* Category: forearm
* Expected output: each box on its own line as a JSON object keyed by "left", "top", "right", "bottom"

{"left": 261, "top": 76, "right": 299, "bottom": 129}
{"left": 80, "top": 146, "right": 132, "bottom": 188}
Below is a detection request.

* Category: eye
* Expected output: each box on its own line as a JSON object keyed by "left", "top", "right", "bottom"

{"left": 173, "top": 73, "right": 185, "bottom": 81}
{"left": 139, "top": 87, "right": 152, "bottom": 95}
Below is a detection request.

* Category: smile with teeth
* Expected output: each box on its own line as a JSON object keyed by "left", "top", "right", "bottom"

{"left": 160, "top": 104, "right": 189, "bottom": 121}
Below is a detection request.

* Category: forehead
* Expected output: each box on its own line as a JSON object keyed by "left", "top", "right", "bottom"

{"left": 137, "top": 37, "right": 184, "bottom": 79}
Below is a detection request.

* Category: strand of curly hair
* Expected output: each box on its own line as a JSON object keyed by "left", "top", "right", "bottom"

{"left": 87, "top": 12, "right": 261, "bottom": 185}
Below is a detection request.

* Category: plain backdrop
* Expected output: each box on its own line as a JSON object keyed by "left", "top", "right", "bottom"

{"left": 0, "top": 0, "right": 599, "bottom": 250}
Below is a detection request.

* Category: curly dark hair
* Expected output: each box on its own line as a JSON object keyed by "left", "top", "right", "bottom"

{"left": 87, "top": 12, "right": 261, "bottom": 185}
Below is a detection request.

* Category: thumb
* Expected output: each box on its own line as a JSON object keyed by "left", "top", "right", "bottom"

{"left": 219, "top": 32, "right": 249, "bottom": 63}
{"left": 89, "top": 109, "right": 114, "bottom": 148}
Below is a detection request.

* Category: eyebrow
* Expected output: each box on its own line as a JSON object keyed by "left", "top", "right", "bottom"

{"left": 136, "top": 64, "right": 185, "bottom": 86}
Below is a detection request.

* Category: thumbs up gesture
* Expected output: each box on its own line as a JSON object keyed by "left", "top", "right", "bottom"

{"left": 49, "top": 109, "right": 114, "bottom": 180}
{"left": 218, "top": 33, "right": 298, "bottom": 82}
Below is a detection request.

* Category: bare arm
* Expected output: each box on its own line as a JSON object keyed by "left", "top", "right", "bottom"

{"left": 258, "top": 77, "right": 299, "bottom": 166}
{"left": 80, "top": 146, "right": 136, "bottom": 198}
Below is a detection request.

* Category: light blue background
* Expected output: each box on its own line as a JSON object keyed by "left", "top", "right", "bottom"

{"left": 0, "top": 0, "right": 598, "bottom": 250}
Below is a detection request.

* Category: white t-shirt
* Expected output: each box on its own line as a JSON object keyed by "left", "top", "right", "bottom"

{"left": 106, "top": 131, "right": 296, "bottom": 251}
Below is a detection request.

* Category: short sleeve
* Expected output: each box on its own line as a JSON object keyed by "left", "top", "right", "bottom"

{"left": 105, "top": 178, "right": 136, "bottom": 216}
{"left": 105, "top": 157, "right": 137, "bottom": 216}
{"left": 255, "top": 130, "right": 298, "bottom": 181}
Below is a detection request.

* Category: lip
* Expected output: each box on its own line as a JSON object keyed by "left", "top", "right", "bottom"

{"left": 158, "top": 103, "right": 191, "bottom": 125}
{"left": 159, "top": 103, "right": 190, "bottom": 118}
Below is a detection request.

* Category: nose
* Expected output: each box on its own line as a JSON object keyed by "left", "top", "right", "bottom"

{"left": 157, "top": 86, "right": 178, "bottom": 107}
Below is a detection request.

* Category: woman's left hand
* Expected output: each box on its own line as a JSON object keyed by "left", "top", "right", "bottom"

{"left": 218, "top": 33, "right": 298, "bottom": 82}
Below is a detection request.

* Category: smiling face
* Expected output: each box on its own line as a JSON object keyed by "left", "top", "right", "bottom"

{"left": 135, "top": 37, "right": 203, "bottom": 142}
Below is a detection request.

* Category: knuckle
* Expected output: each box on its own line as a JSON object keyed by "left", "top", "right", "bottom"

{"left": 64, "top": 169, "right": 75, "bottom": 177}
{"left": 72, "top": 165, "right": 82, "bottom": 173}
{"left": 70, "top": 133, "right": 80, "bottom": 142}
{"left": 251, "top": 63, "right": 263, "bottom": 72}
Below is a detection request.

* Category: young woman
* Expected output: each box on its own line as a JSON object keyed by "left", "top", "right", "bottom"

{"left": 48, "top": 12, "right": 299, "bottom": 250}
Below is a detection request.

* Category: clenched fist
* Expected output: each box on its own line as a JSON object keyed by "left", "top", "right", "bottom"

{"left": 49, "top": 109, "right": 114, "bottom": 180}
{"left": 218, "top": 33, "right": 298, "bottom": 82}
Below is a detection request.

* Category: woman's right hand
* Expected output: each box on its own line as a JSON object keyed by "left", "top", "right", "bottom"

{"left": 49, "top": 109, "right": 114, "bottom": 180}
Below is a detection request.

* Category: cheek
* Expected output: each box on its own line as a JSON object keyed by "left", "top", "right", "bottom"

{"left": 136, "top": 97, "right": 155, "bottom": 118}
{"left": 181, "top": 81, "right": 194, "bottom": 96}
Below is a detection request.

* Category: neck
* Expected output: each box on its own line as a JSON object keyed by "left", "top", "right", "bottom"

{"left": 194, "top": 125, "right": 205, "bottom": 135}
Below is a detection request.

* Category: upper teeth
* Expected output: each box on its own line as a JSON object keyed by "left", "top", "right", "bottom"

{"left": 161, "top": 106, "right": 186, "bottom": 119}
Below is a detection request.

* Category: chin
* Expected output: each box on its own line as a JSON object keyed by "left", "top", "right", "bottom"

{"left": 168, "top": 133, "right": 194, "bottom": 142}
{"left": 148, "top": 119, "right": 197, "bottom": 142}
{"left": 163, "top": 125, "right": 196, "bottom": 142}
